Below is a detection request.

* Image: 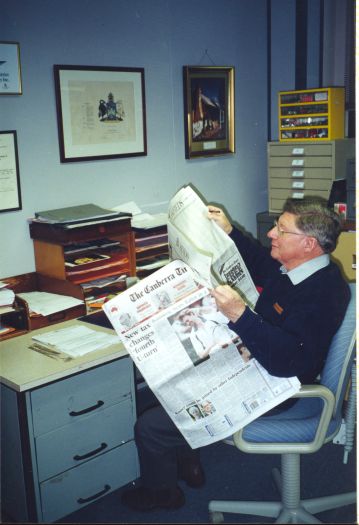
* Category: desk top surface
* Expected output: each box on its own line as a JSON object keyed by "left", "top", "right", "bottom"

{"left": 0, "top": 318, "right": 126, "bottom": 392}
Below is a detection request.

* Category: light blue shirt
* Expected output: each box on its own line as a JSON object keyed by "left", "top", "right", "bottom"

{"left": 280, "top": 254, "right": 330, "bottom": 285}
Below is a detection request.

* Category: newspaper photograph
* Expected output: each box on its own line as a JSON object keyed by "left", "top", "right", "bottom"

{"left": 167, "top": 184, "right": 259, "bottom": 309}
{"left": 103, "top": 260, "right": 300, "bottom": 449}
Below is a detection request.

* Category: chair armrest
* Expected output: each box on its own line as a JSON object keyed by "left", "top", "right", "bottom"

{"left": 233, "top": 384, "right": 335, "bottom": 455}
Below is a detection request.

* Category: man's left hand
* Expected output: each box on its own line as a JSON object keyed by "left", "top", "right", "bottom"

{"left": 211, "top": 285, "right": 246, "bottom": 322}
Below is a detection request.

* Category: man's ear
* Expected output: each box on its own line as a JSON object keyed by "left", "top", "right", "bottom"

{"left": 303, "top": 235, "right": 319, "bottom": 253}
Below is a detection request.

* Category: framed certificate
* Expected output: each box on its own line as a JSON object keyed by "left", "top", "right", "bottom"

{"left": 0, "top": 42, "right": 22, "bottom": 95}
{"left": 54, "top": 65, "right": 147, "bottom": 162}
{"left": 0, "top": 131, "right": 22, "bottom": 212}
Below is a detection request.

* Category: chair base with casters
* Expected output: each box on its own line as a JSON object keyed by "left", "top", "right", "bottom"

{"left": 209, "top": 283, "right": 356, "bottom": 524}
{"left": 209, "top": 451, "right": 356, "bottom": 523}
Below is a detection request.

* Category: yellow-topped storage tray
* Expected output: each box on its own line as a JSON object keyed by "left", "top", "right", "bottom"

{"left": 278, "top": 87, "right": 345, "bottom": 142}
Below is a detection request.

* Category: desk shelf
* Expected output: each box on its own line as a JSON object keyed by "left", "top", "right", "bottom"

{"left": 29, "top": 218, "right": 136, "bottom": 313}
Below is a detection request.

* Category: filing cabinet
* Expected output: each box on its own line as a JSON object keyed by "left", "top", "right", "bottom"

{"left": 1, "top": 355, "right": 139, "bottom": 522}
{"left": 268, "top": 140, "right": 355, "bottom": 213}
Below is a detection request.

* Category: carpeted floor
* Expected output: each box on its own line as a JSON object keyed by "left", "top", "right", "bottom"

{"left": 55, "top": 438, "right": 356, "bottom": 524}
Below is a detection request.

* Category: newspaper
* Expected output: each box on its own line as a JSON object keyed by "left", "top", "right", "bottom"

{"left": 167, "top": 185, "right": 259, "bottom": 309}
{"left": 103, "top": 260, "right": 300, "bottom": 449}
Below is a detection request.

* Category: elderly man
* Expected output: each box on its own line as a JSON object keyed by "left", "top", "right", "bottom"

{"left": 121, "top": 197, "right": 350, "bottom": 512}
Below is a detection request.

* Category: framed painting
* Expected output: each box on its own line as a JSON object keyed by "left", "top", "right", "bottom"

{"left": 183, "top": 66, "right": 235, "bottom": 159}
{"left": 0, "top": 41, "right": 22, "bottom": 95}
{"left": 54, "top": 65, "right": 147, "bottom": 162}
{"left": 0, "top": 130, "right": 22, "bottom": 212}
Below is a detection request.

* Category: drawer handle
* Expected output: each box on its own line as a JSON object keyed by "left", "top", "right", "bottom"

{"left": 73, "top": 442, "right": 108, "bottom": 461}
{"left": 69, "top": 400, "right": 104, "bottom": 416}
{"left": 77, "top": 484, "right": 111, "bottom": 504}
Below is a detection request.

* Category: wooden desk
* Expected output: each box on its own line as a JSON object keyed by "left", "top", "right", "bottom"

{"left": 1, "top": 318, "right": 139, "bottom": 523}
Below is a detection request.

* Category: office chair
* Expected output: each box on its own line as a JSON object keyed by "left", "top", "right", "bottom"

{"left": 209, "top": 283, "right": 356, "bottom": 524}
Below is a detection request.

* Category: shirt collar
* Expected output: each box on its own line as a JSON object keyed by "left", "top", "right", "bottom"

{"left": 280, "top": 254, "right": 330, "bottom": 285}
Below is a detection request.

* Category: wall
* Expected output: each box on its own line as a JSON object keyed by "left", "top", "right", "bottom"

{"left": 0, "top": 0, "right": 352, "bottom": 279}
{"left": 0, "top": 0, "right": 270, "bottom": 278}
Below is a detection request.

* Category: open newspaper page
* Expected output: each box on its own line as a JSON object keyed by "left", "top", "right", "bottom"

{"left": 168, "top": 185, "right": 259, "bottom": 309}
{"left": 103, "top": 260, "right": 300, "bottom": 449}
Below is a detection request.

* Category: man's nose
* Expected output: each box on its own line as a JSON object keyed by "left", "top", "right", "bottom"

{"left": 267, "top": 226, "right": 276, "bottom": 239}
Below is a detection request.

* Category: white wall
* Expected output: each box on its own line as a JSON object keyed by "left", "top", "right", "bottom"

{"left": 0, "top": 0, "right": 269, "bottom": 278}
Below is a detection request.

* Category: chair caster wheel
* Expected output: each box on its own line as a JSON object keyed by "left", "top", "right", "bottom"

{"left": 209, "top": 511, "right": 224, "bottom": 523}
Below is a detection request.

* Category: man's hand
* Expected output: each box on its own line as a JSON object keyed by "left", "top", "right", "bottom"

{"left": 207, "top": 206, "right": 233, "bottom": 234}
{"left": 211, "top": 285, "right": 246, "bottom": 322}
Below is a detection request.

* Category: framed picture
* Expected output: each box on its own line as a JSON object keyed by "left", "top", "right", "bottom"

{"left": 54, "top": 65, "right": 147, "bottom": 162}
{"left": 0, "top": 131, "right": 22, "bottom": 212}
{"left": 183, "top": 66, "right": 235, "bottom": 159}
{"left": 0, "top": 42, "right": 22, "bottom": 95}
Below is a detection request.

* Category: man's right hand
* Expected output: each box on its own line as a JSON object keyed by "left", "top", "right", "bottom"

{"left": 207, "top": 205, "right": 233, "bottom": 234}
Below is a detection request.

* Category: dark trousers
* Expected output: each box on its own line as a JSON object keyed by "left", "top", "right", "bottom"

{"left": 135, "top": 404, "right": 200, "bottom": 489}
{"left": 134, "top": 399, "right": 295, "bottom": 489}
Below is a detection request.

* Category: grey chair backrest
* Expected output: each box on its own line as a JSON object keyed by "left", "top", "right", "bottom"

{"left": 320, "top": 283, "right": 356, "bottom": 420}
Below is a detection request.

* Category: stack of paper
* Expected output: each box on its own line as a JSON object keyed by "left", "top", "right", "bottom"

{"left": 32, "top": 325, "right": 119, "bottom": 357}
{"left": 17, "top": 291, "right": 84, "bottom": 316}
{"left": 0, "top": 282, "right": 15, "bottom": 307}
{"left": 112, "top": 201, "right": 167, "bottom": 229}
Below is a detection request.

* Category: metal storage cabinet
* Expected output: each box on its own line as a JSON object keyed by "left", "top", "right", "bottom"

{"left": 267, "top": 139, "right": 355, "bottom": 213}
{"left": 1, "top": 350, "right": 139, "bottom": 523}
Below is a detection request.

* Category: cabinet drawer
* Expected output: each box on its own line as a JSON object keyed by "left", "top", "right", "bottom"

{"left": 269, "top": 198, "right": 287, "bottom": 213}
{"left": 268, "top": 143, "right": 333, "bottom": 157}
{"left": 269, "top": 156, "right": 333, "bottom": 168}
{"left": 268, "top": 167, "right": 333, "bottom": 180}
{"left": 31, "top": 358, "right": 133, "bottom": 436}
{"left": 36, "top": 399, "right": 134, "bottom": 481}
{"left": 40, "top": 440, "right": 138, "bottom": 522}
{"left": 270, "top": 188, "right": 329, "bottom": 201}
{"left": 269, "top": 178, "right": 332, "bottom": 192}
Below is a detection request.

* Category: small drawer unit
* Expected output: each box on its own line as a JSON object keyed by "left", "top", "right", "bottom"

{"left": 278, "top": 87, "right": 345, "bottom": 142}
{"left": 1, "top": 356, "right": 139, "bottom": 523}
{"left": 267, "top": 139, "right": 355, "bottom": 213}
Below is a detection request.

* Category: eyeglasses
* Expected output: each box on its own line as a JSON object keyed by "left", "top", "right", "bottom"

{"left": 273, "top": 220, "right": 306, "bottom": 237}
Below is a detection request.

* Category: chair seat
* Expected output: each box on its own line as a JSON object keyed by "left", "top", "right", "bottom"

{"left": 241, "top": 398, "right": 342, "bottom": 443}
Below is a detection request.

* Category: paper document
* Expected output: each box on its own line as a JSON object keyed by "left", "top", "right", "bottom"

{"left": 112, "top": 200, "right": 167, "bottom": 229}
{"left": 32, "top": 325, "right": 118, "bottom": 357}
{"left": 17, "top": 291, "right": 84, "bottom": 316}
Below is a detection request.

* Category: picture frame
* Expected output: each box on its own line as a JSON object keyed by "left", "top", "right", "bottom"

{"left": 54, "top": 65, "right": 147, "bottom": 162}
{"left": 0, "top": 41, "right": 22, "bottom": 95}
{"left": 0, "top": 130, "right": 22, "bottom": 212}
{"left": 183, "top": 66, "right": 235, "bottom": 159}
